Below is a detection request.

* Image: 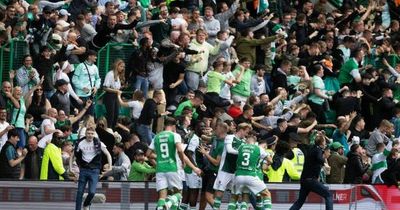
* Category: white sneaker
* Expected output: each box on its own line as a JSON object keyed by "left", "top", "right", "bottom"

{"left": 83, "top": 206, "right": 90, "bottom": 210}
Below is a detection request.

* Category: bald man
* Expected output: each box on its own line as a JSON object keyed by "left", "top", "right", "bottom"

{"left": 22, "top": 136, "right": 44, "bottom": 179}
{"left": 40, "top": 108, "right": 60, "bottom": 137}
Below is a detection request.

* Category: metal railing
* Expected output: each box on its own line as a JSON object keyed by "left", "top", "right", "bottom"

{"left": 0, "top": 39, "right": 29, "bottom": 83}
{"left": 96, "top": 42, "right": 136, "bottom": 79}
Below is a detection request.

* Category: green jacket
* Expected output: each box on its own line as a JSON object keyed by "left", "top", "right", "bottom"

{"left": 236, "top": 36, "right": 276, "bottom": 66}
{"left": 128, "top": 161, "right": 156, "bottom": 181}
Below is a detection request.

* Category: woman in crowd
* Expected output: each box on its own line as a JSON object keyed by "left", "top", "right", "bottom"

{"left": 103, "top": 59, "right": 126, "bottom": 128}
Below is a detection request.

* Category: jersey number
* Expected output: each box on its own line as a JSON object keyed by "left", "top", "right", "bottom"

{"left": 242, "top": 152, "right": 250, "bottom": 166}
{"left": 160, "top": 143, "right": 169, "bottom": 158}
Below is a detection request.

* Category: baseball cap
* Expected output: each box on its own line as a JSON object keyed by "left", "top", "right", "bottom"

{"left": 59, "top": 9, "right": 71, "bottom": 16}
{"left": 135, "top": 149, "right": 144, "bottom": 156}
{"left": 330, "top": 142, "right": 344, "bottom": 150}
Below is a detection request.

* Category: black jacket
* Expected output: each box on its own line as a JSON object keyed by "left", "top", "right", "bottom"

{"left": 301, "top": 144, "right": 325, "bottom": 180}
{"left": 344, "top": 152, "right": 369, "bottom": 184}
{"left": 24, "top": 147, "right": 44, "bottom": 179}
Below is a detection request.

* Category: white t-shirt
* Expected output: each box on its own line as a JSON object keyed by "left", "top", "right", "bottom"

{"left": 127, "top": 100, "right": 143, "bottom": 119}
{"left": 0, "top": 121, "right": 9, "bottom": 151}
{"left": 103, "top": 71, "right": 121, "bottom": 90}
{"left": 77, "top": 139, "right": 107, "bottom": 163}
{"left": 41, "top": 119, "right": 55, "bottom": 136}
{"left": 38, "top": 134, "right": 53, "bottom": 148}
{"left": 171, "top": 15, "right": 187, "bottom": 28}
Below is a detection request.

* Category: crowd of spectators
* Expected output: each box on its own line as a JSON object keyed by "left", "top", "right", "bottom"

{"left": 0, "top": 0, "right": 400, "bottom": 188}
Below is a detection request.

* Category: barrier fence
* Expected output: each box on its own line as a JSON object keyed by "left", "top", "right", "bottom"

{"left": 0, "top": 181, "right": 398, "bottom": 210}
{"left": 0, "top": 39, "right": 29, "bottom": 83}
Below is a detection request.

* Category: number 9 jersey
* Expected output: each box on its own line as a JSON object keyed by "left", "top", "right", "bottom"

{"left": 150, "top": 130, "right": 183, "bottom": 192}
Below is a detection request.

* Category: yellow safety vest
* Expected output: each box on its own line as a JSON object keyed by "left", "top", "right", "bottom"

{"left": 266, "top": 158, "right": 300, "bottom": 182}
{"left": 290, "top": 148, "right": 304, "bottom": 175}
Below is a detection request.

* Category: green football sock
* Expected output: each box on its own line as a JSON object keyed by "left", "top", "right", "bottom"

{"left": 240, "top": 201, "right": 248, "bottom": 210}
{"left": 227, "top": 201, "right": 237, "bottom": 210}
{"left": 157, "top": 198, "right": 166, "bottom": 210}
{"left": 166, "top": 193, "right": 182, "bottom": 210}
{"left": 179, "top": 203, "right": 188, "bottom": 210}
{"left": 213, "top": 196, "right": 222, "bottom": 209}
{"left": 263, "top": 197, "right": 272, "bottom": 210}
{"left": 256, "top": 196, "right": 263, "bottom": 210}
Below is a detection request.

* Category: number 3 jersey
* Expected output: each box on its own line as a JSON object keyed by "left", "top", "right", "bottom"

{"left": 219, "top": 134, "right": 245, "bottom": 174}
{"left": 236, "top": 143, "right": 269, "bottom": 177}
{"left": 150, "top": 131, "right": 182, "bottom": 173}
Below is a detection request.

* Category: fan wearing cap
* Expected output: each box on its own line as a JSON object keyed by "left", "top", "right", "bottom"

{"left": 128, "top": 149, "right": 155, "bottom": 181}
{"left": 40, "top": 131, "right": 69, "bottom": 180}
{"left": 327, "top": 142, "right": 348, "bottom": 184}
{"left": 50, "top": 79, "right": 72, "bottom": 115}
{"left": 54, "top": 59, "right": 82, "bottom": 104}
{"left": 56, "top": 9, "right": 72, "bottom": 39}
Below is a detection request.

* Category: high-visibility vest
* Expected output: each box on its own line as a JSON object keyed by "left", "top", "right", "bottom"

{"left": 290, "top": 148, "right": 304, "bottom": 175}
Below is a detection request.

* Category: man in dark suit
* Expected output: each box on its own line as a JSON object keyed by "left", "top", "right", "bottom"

{"left": 290, "top": 133, "right": 333, "bottom": 210}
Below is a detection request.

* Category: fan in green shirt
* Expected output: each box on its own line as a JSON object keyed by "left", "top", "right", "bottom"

{"left": 231, "top": 58, "right": 255, "bottom": 98}
{"left": 174, "top": 92, "right": 204, "bottom": 120}
{"left": 207, "top": 61, "right": 235, "bottom": 94}
{"left": 128, "top": 149, "right": 155, "bottom": 181}
{"left": 338, "top": 50, "right": 364, "bottom": 86}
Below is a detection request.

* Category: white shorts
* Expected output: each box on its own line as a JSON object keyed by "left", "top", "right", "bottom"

{"left": 156, "top": 172, "right": 183, "bottom": 192}
{"left": 213, "top": 171, "right": 235, "bottom": 192}
{"left": 234, "top": 175, "right": 267, "bottom": 195}
{"left": 185, "top": 172, "right": 202, "bottom": 189}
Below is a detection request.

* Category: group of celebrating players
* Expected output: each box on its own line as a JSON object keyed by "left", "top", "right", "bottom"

{"left": 147, "top": 117, "right": 272, "bottom": 210}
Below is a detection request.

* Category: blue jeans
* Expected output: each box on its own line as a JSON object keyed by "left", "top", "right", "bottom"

{"left": 16, "top": 127, "right": 26, "bottom": 148}
{"left": 185, "top": 71, "right": 200, "bottom": 91}
{"left": 289, "top": 179, "right": 333, "bottom": 210}
{"left": 136, "top": 124, "right": 154, "bottom": 145}
{"left": 75, "top": 168, "right": 100, "bottom": 210}
{"left": 134, "top": 76, "right": 149, "bottom": 98}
